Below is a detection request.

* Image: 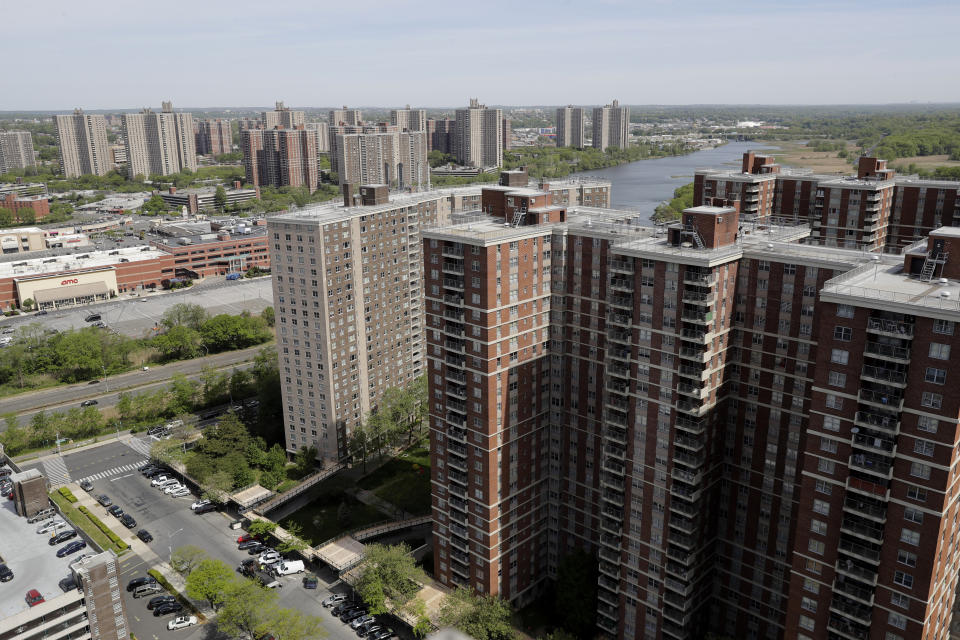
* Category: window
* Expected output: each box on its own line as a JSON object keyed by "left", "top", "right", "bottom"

{"left": 921, "top": 392, "right": 942, "bottom": 409}
{"left": 820, "top": 437, "right": 838, "bottom": 453}
{"left": 815, "top": 480, "right": 832, "bottom": 495}
{"left": 830, "top": 349, "right": 849, "bottom": 365}
{"left": 897, "top": 550, "right": 917, "bottom": 567}
{"left": 825, "top": 394, "right": 843, "bottom": 410}
{"left": 929, "top": 343, "right": 951, "bottom": 360}
{"left": 811, "top": 519, "right": 828, "bottom": 535}
{"left": 823, "top": 415, "right": 841, "bottom": 432}
{"left": 828, "top": 371, "right": 846, "bottom": 387}
{"left": 803, "top": 578, "right": 820, "bottom": 594}
{"left": 925, "top": 367, "right": 946, "bottom": 385}
{"left": 906, "top": 486, "right": 927, "bottom": 502}
{"left": 805, "top": 559, "right": 822, "bottom": 574}
{"left": 900, "top": 529, "right": 920, "bottom": 546}
{"left": 801, "top": 597, "right": 818, "bottom": 613}
{"left": 888, "top": 612, "right": 907, "bottom": 630}
{"left": 799, "top": 615, "right": 815, "bottom": 632}
{"left": 891, "top": 592, "right": 909, "bottom": 609}
{"left": 818, "top": 458, "right": 835, "bottom": 474}
{"left": 833, "top": 326, "right": 852, "bottom": 341}
{"left": 910, "top": 462, "right": 931, "bottom": 479}
{"left": 934, "top": 319, "right": 954, "bottom": 335}
{"left": 807, "top": 539, "right": 825, "bottom": 555}
{"left": 894, "top": 571, "right": 914, "bottom": 588}
{"left": 904, "top": 507, "right": 924, "bottom": 524}
{"left": 917, "top": 416, "right": 938, "bottom": 433}
{"left": 836, "top": 304, "right": 855, "bottom": 318}
{"left": 813, "top": 499, "right": 830, "bottom": 516}
{"left": 913, "top": 439, "right": 935, "bottom": 457}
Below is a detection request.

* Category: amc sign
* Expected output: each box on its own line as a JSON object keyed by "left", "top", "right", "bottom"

{"left": 60, "top": 278, "right": 79, "bottom": 286}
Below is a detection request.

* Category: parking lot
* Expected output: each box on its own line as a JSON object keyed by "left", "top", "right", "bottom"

{"left": 77, "top": 461, "right": 405, "bottom": 640}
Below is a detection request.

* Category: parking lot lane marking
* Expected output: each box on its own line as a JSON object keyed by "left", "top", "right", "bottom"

{"left": 110, "top": 473, "right": 134, "bottom": 482}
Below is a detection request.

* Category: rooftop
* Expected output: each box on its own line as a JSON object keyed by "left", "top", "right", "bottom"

{"left": 270, "top": 190, "right": 448, "bottom": 226}
{"left": 821, "top": 259, "right": 960, "bottom": 318}
{"left": 0, "top": 227, "right": 43, "bottom": 235}
{"left": 0, "top": 498, "right": 77, "bottom": 620}
{"left": 161, "top": 186, "right": 257, "bottom": 196}
{"left": 0, "top": 245, "right": 167, "bottom": 279}
{"left": 818, "top": 175, "right": 894, "bottom": 189}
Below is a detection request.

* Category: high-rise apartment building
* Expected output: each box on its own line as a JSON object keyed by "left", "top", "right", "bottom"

{"left": 122, "top": 101, "right": 197, "bottom": 177}
{"left": 592, "top": 99, "right": 630, "bottom": 150}
{"left": 425, "top": 165, "right": 960, "bottom": 639}
{"left": 454, "top": 99, "right": 503, "bottom": 169}
{"left": 54, "top": 109, "right": 111, "bottom": 177}
{"left": 306, "top": 122, "right": 330, "bottom": 153}
{"left": 332, "top": 130, "right": 429, "bottom": 189}
{"left": 427, "top": 119, "right": 455, "bottom": 154}
{"left": 555, "top": 106, "right": 586, "bottom": 149}
{"left": 0, "top": 131, "right": 36, "bottom": 173}
{"left": 263, "top": 101, "right": 305, "bottom": 130}
{"left": 329, "top": 106, "right": 363, "bottom": 127}
{"left": 195, "top": 118, "right": 232, "bottom": 156}
{"left": 391, "top": 106, "right": 427, "bottom": 132}
{"left": 693, "top": 151, "right": 781, "bottom": 220}
{"left": 240, "top": 126, "right": 318, "bottom": 191}
{"left": 503, "top": 118, "right": 512, "bottom": 152}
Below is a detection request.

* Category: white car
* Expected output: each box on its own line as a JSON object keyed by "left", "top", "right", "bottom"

{"left": 37, "top": 519, "right": 68, "bottom": 535}
{"left": 259, "top": 551, "right": 281, "bottom": 565}
{"left": 169, "top": 487, "right": 191, "bottom": 498}
{"left": 166, "top": 615, "right": 198, "bottom": 631}
{"left": 163, "top": 483, "right": 185, "bottom": 495}
{"left": 150, "top": 475, "right": 173, "bottom": 487}
{"left": 190, "top": 499, "right": 211, "bottom": 511}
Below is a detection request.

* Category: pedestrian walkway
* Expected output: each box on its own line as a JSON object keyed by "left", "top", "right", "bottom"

{"left": 76, "top": 460, "right": 146, "bottom": 484}
{"left": 125, "top": 436, "right": 152, "bottom": 457}
{"left": 42, "top": 455, "right": 71, "bottom": 487}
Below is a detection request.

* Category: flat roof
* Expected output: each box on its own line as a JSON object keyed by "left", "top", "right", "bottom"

{"left": 270, "top": 191, "right": 448, "bottom": 226}
{"left": 694, "top": 169, "right": 777, "bottom": 182}
{"left": 930, "top": 227, "right": 960, "bottom": 238}
{"left": 0, "top": 245, "right": 167, "bottom": 280}
{"left": 684, "top": 205, "right": 736, "bottom": 216}
{"left": 821, "top": 261, "right": 960, "bottom": 318}
{"left": 818, "top": 176, "right": 894, "bottom": 189}
{"left": 0, "top": 499, "right": 75, "bottom": 619}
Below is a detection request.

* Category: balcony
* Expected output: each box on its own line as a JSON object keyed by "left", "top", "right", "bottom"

{"left": 600, "top": 517, "right": 622, "bottom": 537}
{"left": 597, "top": 588, "right": 619, "bottom": 608}
{"left": 601, "top": 473, "right": 625, "bottom": 492}
{"left": 442, "top": 278, "right": 464, "bottom": 291}
{"left": 609, "top": 259, "right": 634, "bottom": 274}
{"left": 607, "top": 380, "right": 629, "bottom": 395}
{"left": 849, "top": 452, "right": 893, "bottom": 479}
{"left": 608, "top": 312, "right": 632, "bottom": 328}
{"left": 853, "top": 411, "right": 899, "bottom": 435}
{"left": 671, "top": 482, "right": 703, "bottom": 503}
{"left": 864, "top": 341, "right": 910, "bottom": 362}
{"left": 674, "top": 449, "right": 705, "bottom": 468}
{"left": 839, "top": 517, "right": 884, "bottom": 544}
{"left": 670, "top": 497, "right": 698, "bottom": 518}
{"left": 827, "top": 617, "right": 869, "bottom": 640}
{"left": 664, "top": 577, "right": 694, "bottom": 597}
{"left": 604, "top": 444, "right": 627, "bottom": 460}
{"left": 609, "top": 347, "right": 632, "bottom": 362}
{"left": 843, "top": 496, "right": 887, "bottom": 522}
{"left": 609, "top": 329, "right": 631, "bottom": 344}
{"left": 442, "top": 261, "right": 464, "bottom": 276}
{"left": 443, "top": 294, "right": 463, "bottom": 307}
{"left": 672, "top": 467, "right": 703, "bottom": 485}
{"left": 680, "top": 328, "right": 707, "bottom": 341}
{"left": 835, "top": 559, "right": 878, "bottom": 585}
{"left": 443, "top": 321, "right": 464, "bottom": 337}
{"left": 447, "top": 398, "right": 466, "bottom": 414}
{"left": 610, "top": 277, "right": 633, "bottom": 292}
{"left": 833, "top": 580, "right": 875, "bottom": 607}
{"left": 604, "top": 427, "right": 628, "bottom": 446}
{"left": 447, "top": 385, "right": 467, "bottom": 400}
{"left": 447, "top": 456, "right": 467, "bottom": 473}
{"left": 662, "top": 605, "right": 693, "bottom": 627}
{"left": 602, "top": 459, "right": 626, "bottom": 476}
{"left": 851, "top": 431, "right": 894, "bottom": 454}
{"left": 608, "top": 362, "right": 630, "bottom": 379}
{"left": 858, "top": 389, "right": 904, "bottom": 412}
{"left": 676, "top": 417, "right": 706, "bottom": 435}
{"left": 679, "top": 346, "right": 710, "bottom": 363}
{"left": 445, "top": 339, "right": 466, "bottom": 354}
{"left": 598, "top": 545, "right": 620, "bottom": 564}
{"left": 829, "top": 597, "right": 873, "bottom": 627}
{"left": 683, "top": 273, "right": 715, "bottom": 287}
{"left": 677, "top": 399, "right": 707, "bottom": 416}
{"left": 681, "top": 309, "right": 713, "bottom": 325}
{"left": 606, "top": 411, "right": 628, "bottom": 428}
{"left": 675, "top": 433, "right": 704, "bottom": 452}
{"left": 860, "top": 364, "right": 907, "bottom": 387}
{"left": 677, "top": 382, "right": 708, "bottom": 400}
{"left": 442, "top": 246, "right": 464, "bottom": 259}
{"left": 662, "top": 620, "right": 689, "bottom": 640}
{"left": 602, "top": 490, "right": 624, "bottom": 507}
{"left": 678, "top": 364, "right": 708, "bottom": 381}
{"left": 443, "top": 308, "right": 464, "bottom": 321}
{"left": 682, "top": 289, "right": 715, "bottom": 305}
{"left": 838, "top": 537, "right": 881, "bottom": 563}
{"left": 446, "top": 413, "right": 466, "bottom": 428}
{"left": 610, "top": 295, "right": 633, "bottom": 310}
{"left": 598, "top": 560, "right": 621, "bottom": 579}
{"left": 606, "top": 396, "right": 630, "bottom": 412}
{"left": 866, "top": 317, "right": 913, "bottom": 338}
{"left": 669, "top": 515, "right": 699, "bottom": 535}
{"left": 846, "top": 476, "right": 888, "bottom": 500}
{"left": 445, "top": 370, "right": 466, "bottom": 385}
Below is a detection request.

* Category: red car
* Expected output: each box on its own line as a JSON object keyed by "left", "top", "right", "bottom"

{"left": 26, "top": 589, "right": 45, "bottom": 607}
{"left": 237, "top": 534, "right": 260, "bottom": 543}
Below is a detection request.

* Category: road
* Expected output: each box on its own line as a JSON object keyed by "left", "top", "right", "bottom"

{"left": 0, "top": 277, "right": 272, "bottom": 339}
{"left": 33, "top": 441, "right": 406, "bottom": 640}
{"left": 2, "top": 346, "right": 264, "bottom": 428}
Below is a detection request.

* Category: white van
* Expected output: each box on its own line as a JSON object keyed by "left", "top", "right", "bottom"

{"left": 275, "top": 560, "right": 305, "bottom": 576}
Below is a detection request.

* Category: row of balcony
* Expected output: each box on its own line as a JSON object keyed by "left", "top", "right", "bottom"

{"left": 861, "top": 364, "right": 907, "bottom": 386}
{"left": 866, "top": 317, "right": 914, "bottom": 338}
{"left": 827, "top": 615, "right": 869, "bottom": 640}
{"left": 864, "top": 340, "right": 910, "bottom": 361}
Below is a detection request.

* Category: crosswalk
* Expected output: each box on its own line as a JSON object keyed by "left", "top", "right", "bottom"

{"left": 42, "top": 456, "right": 71, "bottom": 487}
{"left": 77, "top": 461, "right": 146, "bottom": 484}
{"left": 125, "top": 437, "right": 153, "bottom": 457}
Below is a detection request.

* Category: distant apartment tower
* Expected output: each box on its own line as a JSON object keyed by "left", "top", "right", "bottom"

{"left": 693, "top": 151, "right": 781, "bottom": 220}
{"left": 331, "top": 129, "right": 428, "bottom": 189}
{"left": 454, "top": 99, "right": 503, "bottom": 168}
{"left": 810, "top": 157, "right": 896, "bottom": 250}
{"left": 329, "top": 106, "right": 362, "bottom": 127}
{"left": 555, "top": 106, "right": 585, "bottom": 148}
{"left": 195, "top": 119, "right": 233, "bottom": 156}
{"left": 427, "top": 119, "right": 455, "bottom": 154}
{"left": 122, "top": 101, "right": 197, "bottom": 177}
{"left": 592, "top": 99, "right": 629, "bottom": 150}
{"left": 888, "top": 175, "right": 960, "bottom": 249}
{"left": 266, "top": 187, "right": 447, "bottom": 460}
{"left": 391, "top": 106, "right": 427, "bottom": 132}
{"left": 241, "top": 126, "right": 318, "bottom": 191}
{"left": 0, "top": 131, "right": 36, "bottom": 173}
{"left": 503, "top": 118, "right": 512, "bottom": 151}
{"left": 263, "top": 101, "right": 305, "bottom": 129}
{"left": 54, "top": 109, "right": 111, "bottom": 177}
{"left": 305, "top": 122, "right": 330, "bottom": 153}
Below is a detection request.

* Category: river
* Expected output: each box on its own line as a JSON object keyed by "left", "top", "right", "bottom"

{"left": 572, "top": 140, "right": 773, "bottom": 221}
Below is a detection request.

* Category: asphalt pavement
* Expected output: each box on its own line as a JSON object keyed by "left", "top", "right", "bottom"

{"left": 2, "top": 346, "right": 263, "bottom": 428}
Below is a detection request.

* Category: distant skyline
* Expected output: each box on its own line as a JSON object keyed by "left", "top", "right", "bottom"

{"left": 4, "top": 0, "right": 959, "bottom": 111}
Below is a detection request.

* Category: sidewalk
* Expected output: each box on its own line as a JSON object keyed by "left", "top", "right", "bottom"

{"left": 15, "top": 431, "right": 137, "bottom": 467}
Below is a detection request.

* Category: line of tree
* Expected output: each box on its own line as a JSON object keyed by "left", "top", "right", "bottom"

{"left": 438, "top": 587, "right": 515, "bottom": 640}
{"left": 348, "top": 376, "right": 427, "bottom": 473}
{"left": 354, "top": 543, "right": 432, "bottom": 637}
{"left": 651, "top": 182, "right": 695, "bottom": 223}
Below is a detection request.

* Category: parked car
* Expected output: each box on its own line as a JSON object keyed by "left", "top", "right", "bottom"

{"left": 331, "top": 600, "right": 357, "bottom": 615}
{"left": 358, "top": 623, "right": 383, "bottom": 638}
{"left": 302, "top": 575, "right": 318, "bottom": 589}
{"left": 275, "top": 560, "right": 305, "bottom": 575}
{"left": 150, "top": 475, "right": 174, "bottom": 487}
{"left": 323, "top": 594, "right": 348, "bottom": 607}
{"left": 58, "top": 576, "right": 77, "bottom": 592}
{"left": 350, "top": 615, "right": 375, "bottom": 630}
{"left": 106, "top": 505, "right": 123, "bottom": 518}
{"left": 337, "top": 605, "right": 364, "bottom": 620}
{"left": 120, "top": 514, "right": 136, "bottom": 529}
{"left": 169, "top": 487, "right": 191, "bottom": 498}
{"left": 49, "top": 530, "right": 78, "bottom": 545}
{"left": 26, "top": 589, "right": 45, "bottom": 607}
{"left": 163, "top": 482, "right": 185, "bottom": 494}
{"left": 0, "top": 564, "right": 13, "bottom": 582}
{"left": 258, "top": 551, "right": 281, "bottom": 565}
{"left": 27, "top": 507, "right": 56, "bottom": 523}
{"left": 37, "top": 519, "right": 68, "bottom": 535}
{"left": 84, "top": 314, "right": 101, "bottom": 322}
{"left": 238, "top": 540, "right": 262, "bottom": 551}
{"left": 191, "top": 499, "right": 211, "bottom": 511}
{"left": 96, "top": 495, "right": 112, "bottom": 507}
{"left": 153, "top": 602, "right": 184, "bottom": 617}
{"left": 342, "top": 608, "right": 369, "bottom": 623}
{"left": 167, "top": 616, "right": 198, "bottom": 631}
{"left": 0, "top": 467, "right": 11, "bottom": 478}
{"left": 194, "top": 503, "right": 217, "bottom": 514}
{"left": 254, "top": 570, "right": 281, "bottom": 589}
{"left": 237, "top": 533, "right": 259, "bottom": 543}
{"left": 143, "top": 468, "right": 163, "bottom": 478}
{"left": 138, "top": 463, "right": 155, "bottom": 472}
{"left": 56, "top": 540, "right": 86, "bottom": 557}
{"left": 238, "top": 559, "right": 258, "bottom": 577}
{"left": 136, "top": 529, "right": 153, "bottom": 543}
{"left": 80, "top": 399, "right": 98, "bottom": 407}
{"left": 133, "top": 583, "right": 163, "bottom": 598}
{"left": 147, "top": 595, "right": 177, "bottom": 610}
{"left": 79, "top": 480, "right": 94, "bottom": 492}
{"left": 370, "top": 628, "right": 394, "bottom": 640}
{"left": 127, "top": 576, "right": 157, "bottom": 592}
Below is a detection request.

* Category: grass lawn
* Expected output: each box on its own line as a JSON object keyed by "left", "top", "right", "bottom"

{"left": 356, "top": 441, "right": 431, "bottom": 516}
{"left": 279, "top": 494, "right": 388, "bottom": 545}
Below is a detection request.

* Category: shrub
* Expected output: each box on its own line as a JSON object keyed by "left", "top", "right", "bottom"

{"left": 78, "top": 505, "right": 129, "bottom": 550}
{"left": 58, "top": 487, "right": 78, "bottom": 503}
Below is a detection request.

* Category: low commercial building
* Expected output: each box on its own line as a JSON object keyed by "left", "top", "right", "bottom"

{"left": 0, "top": 182, "right": 47, "bottom": 197}
{"left": 158, "top": 183, "right": 260, "bottom": 214}
{"left": 1, "top": 193, "right": 50, "bottom": 223}
{"left": 0, "top": 497, "right": 130, "bottom": 640}
{"left": 0, "top": 226, "right": 46, "bottom": 254}
{"left": 150, "top": 229, "right": 269, "bottom": 278}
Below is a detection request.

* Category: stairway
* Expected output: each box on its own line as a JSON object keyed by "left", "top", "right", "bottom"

{"left": 919, "top": 251, "right": 948, "bottom": 282}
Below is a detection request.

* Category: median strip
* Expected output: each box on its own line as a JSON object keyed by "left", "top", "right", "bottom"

{"left": 49, "top": 491, "right": 129, "bottom": 555}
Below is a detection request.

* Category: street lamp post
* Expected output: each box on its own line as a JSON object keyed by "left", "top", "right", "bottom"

{"left": 101, "top": 364, "right": 109, "bottom": 392}
{"left": 168, "top": 527, "right": 184, "bottom": 564}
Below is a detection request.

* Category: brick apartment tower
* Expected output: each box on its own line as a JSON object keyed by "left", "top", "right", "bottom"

{"left": 54, "top": 109, "right": 111, "bottom": 177}
{"left": 195, "top": 119, "right": 232, "bottom": 156}
{"left": 241, "top": 126, "right": 318, "bottom": 192}
{"left": 556, "top": 106, "right": 586, "bottom": 149}
{"left": 809, "top": 157, "right": 896, "bottom": 250}
{"left": 693, "top": 151, "right": 780, "bottom": 221}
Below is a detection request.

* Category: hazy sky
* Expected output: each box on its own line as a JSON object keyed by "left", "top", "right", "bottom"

{"left": 5, "top": 0, "right": 958, "bottom": 110}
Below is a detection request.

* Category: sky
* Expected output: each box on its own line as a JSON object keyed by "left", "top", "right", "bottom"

{"left": 3, "top": 0, "right": 959, "bottom": 110}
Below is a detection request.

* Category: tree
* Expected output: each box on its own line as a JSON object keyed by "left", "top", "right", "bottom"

{"left": 355, "top": 543, "right": 426, "bottom": 615}
{"left": 200, "top": 470, "right": 234, "bottom": 503}
{"left": 267, "top": 607, "right": 325, "bottom": 640}
{"left": 185, "top": 558, "right": 235, "bottom": 610}
{"left": 348, "top": 421, "right": 373, "bottom": 473}
{"left": 21, "top": 298, "right": 34, "bottom": 311}
{"left": 0, "top": 207, "right": 13, "bottom": 227}
{"left": 216, "top": 578, "right": 279, "bottom": 640}
{"left": 214, "top": 185, "right": 228, "bottom": 212}
{"left": 276, "top": 521, "right": 311, "bottom": 554}
{"left": 554, "top": 550, "right": 598, "bottom": 639}
{"left": 161, "top": 303, "right": 208, "bottom": 331}
{"left": 19, "top": 209, "right": 35, "bottom": 224}
{"left": 260, "top": 306, "right": 275, "bottom": 327}
{"left": 153, "top": 324, "right": 202, "bottom": 361}
{"left": 294, "top": 446, "right": 317, "bottom": 476}
{"left": 167, "top": 373, "right": 199, "bottom": 414}
{"left": 170, "top": 545, "right": 208, "bottom": 576}
{"left": 141, "top": 195, "right": 168, "bottom": 215}
{"left": 248, "top": 519, "right": 278, "bottom": 538}
{"left": 438, "top": 588, "right": 515, "bottom": 640}
{"left": 402, "top": 597, "right": 432, "bottom": 638}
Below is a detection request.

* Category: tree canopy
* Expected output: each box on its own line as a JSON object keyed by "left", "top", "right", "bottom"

{"left": 355, "top": 543, "right": 426, "bottom": 615}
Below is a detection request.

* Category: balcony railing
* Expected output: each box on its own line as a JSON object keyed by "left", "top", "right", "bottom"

{"left": 827, "top": 617, "right": 869, "bottom": 640}
{"left": 852, "top": 431, "right": 894, "bottom": 453}
{"left": 442, "top": 278, "right": 464, "bottom": 291}
{"left": 610, "top": 278, "right": 633, "bottom": 292}
{"left": 838, "top": 537, "right": 881, "bottom": 563}
{"left": 835, "top": 559, "right": 878, "bottom": 585}
{"left": 843, "top": 496, "right": 887, "bottom": 521}
{"left": 858, "top": 389, "right": 903, "bottom": 411}
{"left": 442, "top": 261, "right": 464, "bottom": 275}
{"left": 861, "top": 365, "right": 907, "bottom": 386}
{"left": 682, "top": 290, "right": 714, "bottom": 304}
{"left": 853, "top": 410, "right": 898, "bottom": 434}
{"left": 840, "top": 517, "right": 884, "bottom": 543}
{"left": 864, "top": 341, "right": 910, "bottom": 361}
{"left": 610, "top": 295, "right": 633, "bottom": 310}
{"left": 829, "top": 597, "right": 873, "bottom": 625}
{"left": 442, "top": 246, "right": 464, "bottom": 258}
{"left": 683, "top": 273, "right": 715, "bottom": 287}
{"left": 681, "top": 310, "right": 713, "bottom": 324}
{"left": 609, "top": 259, "right": 634, "bottom": 274}
{"left": 846, "top": 476, "right": 887, "bottom": 499}
{"left": 867, "top": 317, "right": 913, "bottom": 337}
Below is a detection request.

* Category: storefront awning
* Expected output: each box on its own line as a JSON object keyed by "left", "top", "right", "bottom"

{"left": 34, "top": 282, "right": 109, "bottom": 303}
